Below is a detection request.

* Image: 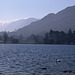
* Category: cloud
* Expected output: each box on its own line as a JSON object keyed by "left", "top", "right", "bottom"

{"left": 0, "top": 18, "right": 28, "bottom": 24}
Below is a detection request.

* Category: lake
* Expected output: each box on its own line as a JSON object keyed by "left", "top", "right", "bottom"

{"left": 0, "top": 44, "right": 75, "bottom": 75}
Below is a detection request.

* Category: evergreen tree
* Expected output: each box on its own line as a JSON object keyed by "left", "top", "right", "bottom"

{"left": 60, "top": 31, "right": 67, "bottom": 44}
{"left": 0, "top": 36, "right": 3, "bottom": 43}
{"left": 0, "top": 36, "right": 2, "bottom": 41}
{"left": 3, "top": 32, "right": 9, "bottom": 43}
{"left": 73, "top": 31, "right": 75, "bottom": 44}
{"left": 68, "top": 29, "right": 73, "bottom": 44}
{"left": 43, "top": 33, "right": 49, "bottom": 44}
{"left": 49, "top": 29, "right": 54, "bottom": 44}
{"left": 53, "top": 31, "right": 60, "bottom": 44}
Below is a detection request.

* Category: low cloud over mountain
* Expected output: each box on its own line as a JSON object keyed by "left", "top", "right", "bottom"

{"left": 0, "top": 18, "right": 38, "bottom": 32}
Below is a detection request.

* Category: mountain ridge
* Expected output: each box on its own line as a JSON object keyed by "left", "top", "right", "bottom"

{"left": 14, "top": 5, "right": 75, "bottom": 37}
{"left": 0, "top": 18, "right": 38, "bottom": 32}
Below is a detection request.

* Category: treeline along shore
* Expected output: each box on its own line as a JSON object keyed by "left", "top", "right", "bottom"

{"left": 0, "top": 29, "right": 75, "bottom": 44}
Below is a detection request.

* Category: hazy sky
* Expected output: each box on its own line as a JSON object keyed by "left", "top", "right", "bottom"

{"left": 0, "top": 0, "right": 75, "bottom": 22}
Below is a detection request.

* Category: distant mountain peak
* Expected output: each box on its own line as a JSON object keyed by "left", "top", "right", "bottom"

{"left": 0, "top": 18, "right": 38, "bottom": 32}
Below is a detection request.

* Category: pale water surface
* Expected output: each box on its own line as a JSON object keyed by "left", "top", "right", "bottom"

{"left": 0, "top": 44, "right": 75, "bottom": 75}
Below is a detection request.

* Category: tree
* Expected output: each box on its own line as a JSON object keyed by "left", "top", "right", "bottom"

{"left": 60, "top": 31, "right": 67, "bottom": 44}
{"left": 26, "top": 34, "right": 37, "bottom": 43}
{"left": 10, "top": 36, "right": 19, "bottom": 43}
{"left": 12, "top": 39, "right": 19, "bottom": 43}
{"left": 19, "top": 35, "right": 24, "bottom": 43}
{"left": 49, "top": 29, "right": 54, "bottom": 44}
{"left": 0, "top": 36, "right": 2, "bottom": 40}
{"left": 3, "top": 32, "right": 9, "bottom": 43}
{"left": 33, "top": 35, "right": 40, "bottom": 43}
{"left": 0, "top": 36, "right": 3, "bottom": 43}
{"left": 43, "top": 33, "right": 49, "bottom": 44}
{"left": 67, "top": 29, "right": 73, "bottom": 44}
{"left": 53, "top": 31, "right": 60, "bottom": 44}
{"left": 73, "top": 31, "right": 75, "bottom": 44}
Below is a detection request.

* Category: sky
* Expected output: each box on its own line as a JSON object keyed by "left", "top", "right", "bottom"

{"left": 0, "top": 0, "right": 75, "bottom": 23}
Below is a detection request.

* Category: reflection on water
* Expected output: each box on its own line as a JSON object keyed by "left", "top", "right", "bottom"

{"left": 0, "top": 44, "right": 75, "bottom": 75}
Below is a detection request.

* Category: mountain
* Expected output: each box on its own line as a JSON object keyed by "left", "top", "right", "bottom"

{"left": 0, "top": 18, "right": 38, "bottom": 32}
{"left": 14, "top": 5, "right": 75, "bottom": 37}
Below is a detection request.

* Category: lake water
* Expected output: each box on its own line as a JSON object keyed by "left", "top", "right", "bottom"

{"left": 0, "top": 44, "right": 75, "bottom": 75}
